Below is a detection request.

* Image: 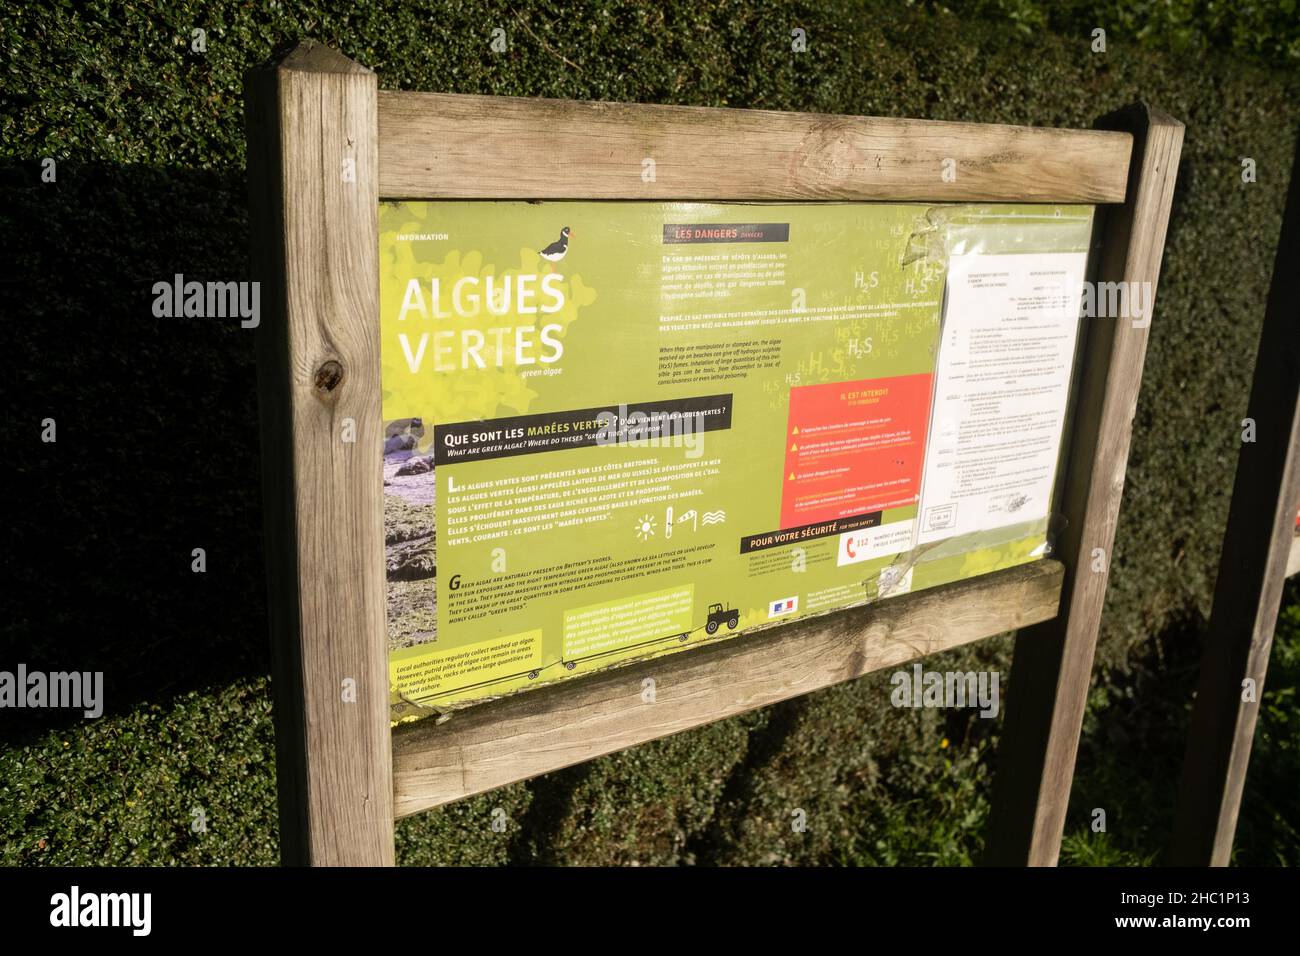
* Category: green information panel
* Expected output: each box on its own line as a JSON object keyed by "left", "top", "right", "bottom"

{"left": 380, "top": 201, "right": 1094, "bottom": 721}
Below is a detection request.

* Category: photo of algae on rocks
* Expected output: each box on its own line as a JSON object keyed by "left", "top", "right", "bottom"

{"left": 383, "top": 417, "right": 436, "bottom": 652}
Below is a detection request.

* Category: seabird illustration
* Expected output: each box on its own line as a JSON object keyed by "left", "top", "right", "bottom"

{"left": 539, "top": 226, "right": 572, "bottom": 266}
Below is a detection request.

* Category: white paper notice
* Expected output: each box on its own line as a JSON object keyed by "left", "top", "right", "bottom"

{"left": 916, "top": 251, "right": 1086, "bottom": 544}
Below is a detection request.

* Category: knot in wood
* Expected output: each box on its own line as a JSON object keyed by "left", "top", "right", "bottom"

{"left": 314, "top": 359, "right": 345, "bottom": 393}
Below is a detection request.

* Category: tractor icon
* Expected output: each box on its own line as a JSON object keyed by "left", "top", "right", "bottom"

{"left": 705, "top": 603, "right": 740, "bottom": 635}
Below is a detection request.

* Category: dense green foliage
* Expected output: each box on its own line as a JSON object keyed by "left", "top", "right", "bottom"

{"left": 1, "top": 0, "right": 1296, "bottom": 865}
{"left": 936, "top": 0, "right": 1300, "bottom": 65}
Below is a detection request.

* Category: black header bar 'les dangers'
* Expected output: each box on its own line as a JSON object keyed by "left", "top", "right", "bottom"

{"left": 663, "top": 223, "right": 790, "bottom": 243}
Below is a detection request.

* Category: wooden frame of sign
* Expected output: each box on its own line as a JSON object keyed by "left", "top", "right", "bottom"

{"left": 244, "top": 40, "right": 1183, "bottom": 866}
{"left": 1169, "top": 131, "right": 1300, "bottom": 866}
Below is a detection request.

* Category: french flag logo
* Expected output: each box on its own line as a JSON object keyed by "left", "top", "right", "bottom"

{"left": 768, "top": 596, "right": 798, "bottom": 618}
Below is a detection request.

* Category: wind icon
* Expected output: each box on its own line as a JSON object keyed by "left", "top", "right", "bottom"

{"left": 665, "top": 507, "right": 698, "bottom": 539}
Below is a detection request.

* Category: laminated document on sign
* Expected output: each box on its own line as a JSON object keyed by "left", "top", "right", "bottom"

{"left": 916, "top": 250, "right": 1088, "bottom": 545}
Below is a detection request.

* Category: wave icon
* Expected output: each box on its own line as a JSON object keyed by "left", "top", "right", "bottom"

{"left": 702, "top": 510, "right": 727, "bottom": 525}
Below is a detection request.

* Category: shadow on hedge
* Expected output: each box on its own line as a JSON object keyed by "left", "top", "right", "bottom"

{"left": 0, "top": 158, "right": 268, "bottom": 744}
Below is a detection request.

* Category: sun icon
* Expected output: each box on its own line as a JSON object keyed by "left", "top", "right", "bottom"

{"left": 635, "top": 514, "right": 657, "bottom": 540}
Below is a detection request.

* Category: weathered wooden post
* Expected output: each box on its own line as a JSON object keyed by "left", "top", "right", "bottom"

{"left": 246, "top": 41, "right": 393, "bottom": 866}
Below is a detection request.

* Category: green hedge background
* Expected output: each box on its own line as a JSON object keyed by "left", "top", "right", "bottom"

{"left": 1, "top": 0, "right": 1297, "bottom": 865}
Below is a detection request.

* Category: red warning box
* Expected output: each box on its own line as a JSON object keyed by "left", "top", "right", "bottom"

{"left": 780, "top": 373, "right": 934, "bottom": 528}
